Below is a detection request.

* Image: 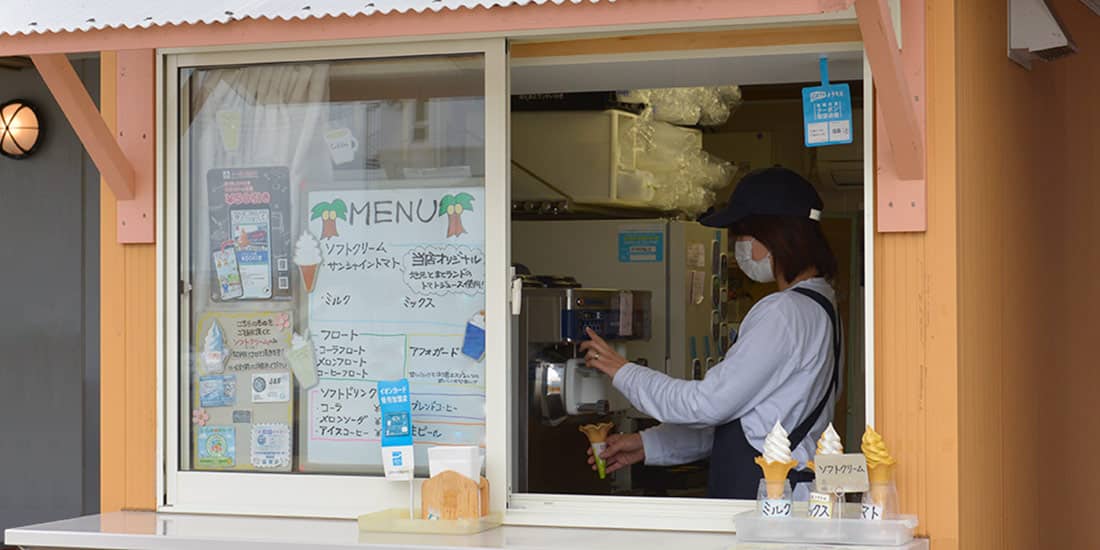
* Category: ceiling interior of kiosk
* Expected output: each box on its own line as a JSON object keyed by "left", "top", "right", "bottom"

{"left": 509, "top": 49, "right": 864, "bottom": 94}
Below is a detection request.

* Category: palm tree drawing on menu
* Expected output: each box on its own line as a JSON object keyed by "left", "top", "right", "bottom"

{"left": 311, "top": 199, "right": 347, "bottom": 239}
{"left": 440, "top": 192, "right": 474, "bottom": 238}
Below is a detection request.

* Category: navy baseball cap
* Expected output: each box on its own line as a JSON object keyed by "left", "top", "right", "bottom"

{"left": 698, "top": 167, "right": 824, "bottom": 228}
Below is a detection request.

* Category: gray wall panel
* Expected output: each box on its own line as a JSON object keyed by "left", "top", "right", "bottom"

{"left": 0, "top": 57, "right": 99, "bottom": 540}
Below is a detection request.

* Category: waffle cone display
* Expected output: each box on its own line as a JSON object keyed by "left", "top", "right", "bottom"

{"left": 754, "top": 455, "right": 797, "bottom": 498}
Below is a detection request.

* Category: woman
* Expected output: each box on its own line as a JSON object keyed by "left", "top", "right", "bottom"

{"left": 580, "top": 167, "right": 842, "bottom": 499}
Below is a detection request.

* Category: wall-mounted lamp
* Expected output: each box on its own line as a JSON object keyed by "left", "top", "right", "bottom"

{"left": 0, "top": 100, "right": 42, "bottom": 159}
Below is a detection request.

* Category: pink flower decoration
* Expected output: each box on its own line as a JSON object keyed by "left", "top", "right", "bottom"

{"left": 276, "top": 313, "right": 291, "bottom": 331}
{"left": 192, "top": 408, "right": 209, "bottom": 427}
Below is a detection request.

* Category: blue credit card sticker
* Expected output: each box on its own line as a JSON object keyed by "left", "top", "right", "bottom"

{"left": 378, "top": 379, "right": 413, "bottom": 448}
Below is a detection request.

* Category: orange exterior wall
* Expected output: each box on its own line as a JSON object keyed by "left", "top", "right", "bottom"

{"left": 871, "top": 0, "right": 959, "bottom": 546}
{"left": 956, "top": 0, "right": 1100, "bottom": 547}
{"left": 1030, "top": 1, "right": 1100, "bottom": 547}
{"left": 955, "top": 1, "right": 1048, "bottom": 548}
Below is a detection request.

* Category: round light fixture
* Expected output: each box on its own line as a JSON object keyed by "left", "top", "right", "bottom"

{"left": 0, "top": 100, "right": 42, "bottom": 159}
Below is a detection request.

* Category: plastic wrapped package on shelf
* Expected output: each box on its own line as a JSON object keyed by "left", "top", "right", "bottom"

{"left": 618, "top": 85, "right": 743, "bottom": 127}
{"left": 612, "top": 111, "right": 735, "bottom": 214}
{"left": 649, "top": 180, "right": 715, "bottom": 217}
{"left": 685, "top": 151, "right": 736, "bottom": 190}
{"left": 615, "top": 170, "right": 658, "bottom": 203}
{"left": 717, "top": 84, "right": 743, "bottom": 107}
{"left": 698, "top": 88, "right": 731, "bottom": 127}
{"left": 618, "top": 88, "right": 702, "bottom": 126}
{"left": 648, "top": 88, "right": 704, "bottom": 126}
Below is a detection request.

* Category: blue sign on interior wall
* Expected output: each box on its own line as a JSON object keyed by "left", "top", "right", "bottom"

{"left": 618, "top": 230, "right": 663, "bottom": 263}
{"left": 802, "top": 56, "right": 854, "bottom": 148}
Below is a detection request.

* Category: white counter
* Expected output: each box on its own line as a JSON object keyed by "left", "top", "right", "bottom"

{"left": 4, "top": 512, "right": 930, "bottom": 550}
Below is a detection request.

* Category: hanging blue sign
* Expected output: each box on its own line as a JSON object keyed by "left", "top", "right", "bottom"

{"left": 802, "top": 56, "right": 854, "bottom": 148}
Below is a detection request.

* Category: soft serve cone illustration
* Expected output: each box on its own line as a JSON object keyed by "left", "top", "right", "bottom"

{"left": 754, "top": 420, "right": 799, "bottom": 499}
{"left": 861, "top": 425, "right": 897, "bottom": 507}
{"left": 202, "top": 321, "right": 227, "bottom": 373}
{"left": 579, "top": 423, "right": 614, "bottom": 479}
{"left": 807, "top": 422, "right": 843, "bottom": 471}
{"left": 294, "top": 232, "right": 322, "bottom": 293}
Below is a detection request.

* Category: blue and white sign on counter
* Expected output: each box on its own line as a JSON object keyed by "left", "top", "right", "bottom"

{"left": 802, "top": 56, "right": 853, "bottom": 148}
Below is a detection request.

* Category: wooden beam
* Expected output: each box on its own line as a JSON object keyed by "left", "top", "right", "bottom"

{"left": 856, "top": 0, "right": 924, "bottom": 180}
{"left": 511, "top": 23, "right": 862, "bottom": 58}
{"left": 30, "top": 53, "right": 135, "bottom": 200}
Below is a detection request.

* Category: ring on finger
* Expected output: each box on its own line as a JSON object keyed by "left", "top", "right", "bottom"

{"left": 594, "top": 352, "right": 601, "bottom": 360}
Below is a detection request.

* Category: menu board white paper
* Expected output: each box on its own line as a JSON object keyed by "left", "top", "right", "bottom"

{"left": 301, "top": 187, "right": 486, "bottom": 470}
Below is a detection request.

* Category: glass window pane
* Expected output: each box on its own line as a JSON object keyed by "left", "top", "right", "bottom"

{"left": 180, "top": 54, "right": 486, "bottom": 476}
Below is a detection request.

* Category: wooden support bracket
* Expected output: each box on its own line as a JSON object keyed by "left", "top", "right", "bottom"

{"left": 30, "top": 51, "right": 154, "bottom": 243}
{"left": 31, "top": 53, "right": 135, "bottom": 200}
{"left": 114, "top": 50, "right": 155, "bottom": 243}
{"left": 856, "top": 0, "right": 927, "bottom": 232}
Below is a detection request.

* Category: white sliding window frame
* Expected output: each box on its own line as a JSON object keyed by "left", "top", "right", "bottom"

{"left": 158, "top": 38, "right": 510, "bottom": 517}
{"left": 156, "top": 31, "right": 876, "bottom": 533}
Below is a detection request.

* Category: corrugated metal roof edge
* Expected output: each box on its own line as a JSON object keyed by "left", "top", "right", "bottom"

{"left": 0, "top": 0, "right": 609, "bottom": 38}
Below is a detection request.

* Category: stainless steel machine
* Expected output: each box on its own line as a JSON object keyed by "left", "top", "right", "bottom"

{"left": 515, "top": 286, "right": 652, "bottom": 494}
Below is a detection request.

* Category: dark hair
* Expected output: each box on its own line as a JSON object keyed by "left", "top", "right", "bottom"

{"left": 730, "top": 215, "right": 837, "bottom": 283}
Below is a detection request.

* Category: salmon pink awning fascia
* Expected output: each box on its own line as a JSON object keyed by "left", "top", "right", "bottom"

{"left": 0, "top": 0, "right": 857, "bottom": 56}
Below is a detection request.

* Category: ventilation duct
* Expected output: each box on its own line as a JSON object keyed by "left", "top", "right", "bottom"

{"left": 1009, "top": 0, "right": 1077, "bottom": 68}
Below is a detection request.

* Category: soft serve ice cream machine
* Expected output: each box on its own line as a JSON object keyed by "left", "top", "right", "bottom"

{"left": 516, "top": 287, "right": 651, "bottom": 493}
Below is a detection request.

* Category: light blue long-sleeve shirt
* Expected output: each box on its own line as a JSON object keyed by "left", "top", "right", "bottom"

{"left": 613, "top": 278, "right": 841, "bottom": 469}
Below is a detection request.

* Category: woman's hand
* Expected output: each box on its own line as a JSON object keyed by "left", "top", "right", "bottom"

{"left": 579, "top": 328, "right": 629, "bottom": 379}
{"left": 587, "top": 432, "right": 645, "bottom": 474}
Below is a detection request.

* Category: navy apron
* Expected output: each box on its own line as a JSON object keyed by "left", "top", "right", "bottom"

{"left": 706, "top": 287, "right": 841, "bottom": 499}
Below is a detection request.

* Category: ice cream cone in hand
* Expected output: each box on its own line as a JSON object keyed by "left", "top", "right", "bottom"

{"left": 756, "top": 421, "right": 798, "bottom": 498}
{"left": 861, "top": 425, "right": 897, "bottom": 505}
{"left": 579, "top": 423, "right": 614, "bottom": 479}
{"left": 294, "top": 232, "right": 322, "bottom": 293}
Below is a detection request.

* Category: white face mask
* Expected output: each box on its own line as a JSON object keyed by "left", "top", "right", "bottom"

{"left": 734, "top": 239, "right": 775, "bottom": 283}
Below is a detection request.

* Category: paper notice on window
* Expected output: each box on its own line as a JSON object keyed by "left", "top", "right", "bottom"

{"left": 687, "top": 243, "right": 707, "bottom": 268}
{"left": 251, "top": 372, "right": 290, "bottom": 403}
{"left": 251, "top": 423, "right": 291, "bottom": 469}
{"left": 618, "top": 291, "right": 633, "bottom": 337}
{"left": 690, "top": 270, "right": 706, "bottom": 305}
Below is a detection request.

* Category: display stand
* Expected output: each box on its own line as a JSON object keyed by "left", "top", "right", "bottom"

{"left": 358, "top": 509, "right": 504, "bottom": 535}
{"left": 734, "top": 505, "right": 918, "bottom": 546}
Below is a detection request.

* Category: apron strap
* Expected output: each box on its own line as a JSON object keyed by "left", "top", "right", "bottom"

{"left": 787, "top": 287, "right": 841, "bottom": 449}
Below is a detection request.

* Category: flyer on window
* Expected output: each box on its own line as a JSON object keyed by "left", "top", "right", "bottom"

{"left": 207, "top": 167, "right": 292, "bottom": 301}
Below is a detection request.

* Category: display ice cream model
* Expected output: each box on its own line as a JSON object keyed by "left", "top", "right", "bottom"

{"left": 807, "top": 422, "right": 843, "bottom": 472}
{"left": 579, "top": 423, "right": 614, "bottom": 479}
{"left": 861, "top": 425, "right": 898, "bottom": 519}
{"left": 294, "top": 232, "right": 322, "bottom": 293}
{"left": 817, "top": 423, "right": 843, "bottom": 456}
{"left": 754, "top": 421, "right": 799, "bottom": 500}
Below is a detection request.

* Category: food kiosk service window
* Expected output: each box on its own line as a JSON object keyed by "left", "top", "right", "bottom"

{"left": 160, "top": 38, "right": 873, "bottom": 531}
{"left": 161, "top": 39, "right": 511, "bottom": 517}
